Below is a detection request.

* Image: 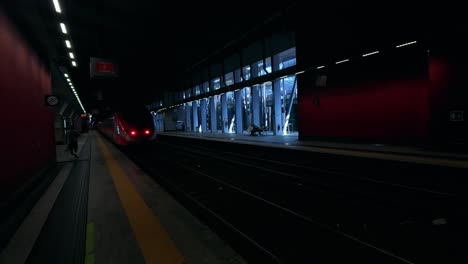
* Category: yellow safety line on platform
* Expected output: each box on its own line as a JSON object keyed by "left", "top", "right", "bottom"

{"left": 96, "top": 135, "right": 185, "bottom": 264}
{"left": 85, "top": 222, "right": 95, "bottom": 264}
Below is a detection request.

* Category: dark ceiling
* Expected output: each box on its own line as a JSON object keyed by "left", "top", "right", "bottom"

{"left": 2, "top": 1, "right": 466, "bottom": 114}
{"left": 1, "top": 0, "right": 297, "bottom": 112}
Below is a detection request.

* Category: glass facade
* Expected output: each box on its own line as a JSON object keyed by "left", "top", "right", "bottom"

{"left": 205, "top": 97, "right": 211, "bottom": 132}
{"left": 212, "top": 78, "right": 221, "bottom": 90}
{"left": 203, "top": 81, "right": 209, "bottom": 93}
{"left": 256, "top": 57, "right": 272, "bottom": 76}
{"left": 274, "top": 47, "right": 296, "bottom": 71}
{"left": 242, "top": 65, "right": 251, "bottom": 80}
{"left": 154, "top": 46, "right": 298, "bottom": 136}
{"left": 196, "top": 99, "right": 202, "bottom": 132}
{"left": 227, "top": 91, "right": 235, "bottom": 133}
{"left": 241, "top": 87, "right": 252, "bottom": 134}
{"left": 215, "top": 95, "right": 222, "bottom": 132}
{"left": 280, "top": 74, "right": 298, "bottom": 133}
{"left": 259, "top": 81, "right": 273, "bottom": 132}
{"left": 225, "top": 72, "right": 234, "bottom": 86}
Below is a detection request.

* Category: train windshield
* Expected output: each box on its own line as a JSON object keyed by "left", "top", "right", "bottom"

{"left": 119, "top": 107, "right": 153, "bottom": 128}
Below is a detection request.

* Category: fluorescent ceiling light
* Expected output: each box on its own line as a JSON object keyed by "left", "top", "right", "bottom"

{"left": 335, "top": 59, "right": 349, "bottom": 64}
{"left": 396, "top": 41, "right": 417, "bottom": 48}
{"left": 60, "top": 23, "right": 67, "bottom": 34}
{"left": 362, "top": 51, "right": 379, "bottom": 57}
{"left": 53, "top": 0, "right": 62, "bottom": 13}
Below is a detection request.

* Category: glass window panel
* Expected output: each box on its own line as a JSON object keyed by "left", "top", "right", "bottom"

{"left": 203, "top": 81, "right": 209, "bottom": 93}
{"left": 274, "top": 47, "right": 296, "bottom": 71}
{"left": 227, "top": 91, "right": 235, "bottom": 133}
{"left": 225, "top": 72, "right": 234, "bottom": 86}
{"left": 212, "top": 77, "right": 221, "bottom": 90}
{"left": 242, "top": 65, "right": 251, "bottom": 80}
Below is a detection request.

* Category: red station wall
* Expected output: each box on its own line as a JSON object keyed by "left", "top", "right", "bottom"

{"left": 298, "top": 48, "right": 431, "bottom": 143}
{"left": 0, "top": 12, "right": 55, "bottom": 200}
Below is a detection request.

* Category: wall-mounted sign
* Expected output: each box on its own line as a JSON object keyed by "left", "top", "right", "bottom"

{"left": 90, "top": 57, "right": 118, "bottom": 79}
{"left": 95, "top": 62, "right": 114, "bottom": 73}
{"left": 315, "top": 75, "right": 327, "bottom": 87}
{"left": 45, "top": 95, "right": 59, "bottom": 106}
{"left": 450, "top": 111, "right": 464, "bottom": 122}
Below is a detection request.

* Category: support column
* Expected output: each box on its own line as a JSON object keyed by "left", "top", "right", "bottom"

{"left": 152, "top": 113, "right": 158, "bottom": 131}
{"left": 273, "top": 79, "right": 283, "bottom": 135}
{"left": 177, "top": 106, "right": 185, "bottom": 122}
{"left": 221, "top": 93, "right": 228, "bottom": 133}
{"left": 210, "top": 96, "right": 216, "bottom": 133}
{"left": 185, "top": 103, "right": 192, "bottom": 132}
{"left": 158, "top": 112, "right": 165, "bottom": 132}
{"left": 200, "top": 99, "right": 207, "bottom": 132}
{"left": 235, "top": 90, "right": 243, "bottom": 134}
{"left": 192, "top": 100, "right": 199, "bottom": 132}
{"left": 252, "top": 85, "right": 260, "bottom": 127}
{"left": 173, "top": 106, "right": 184, "bottom": 131}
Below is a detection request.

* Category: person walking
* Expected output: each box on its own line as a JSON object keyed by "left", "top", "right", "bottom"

{"left": 66, "top": 128, "right": 80, "bottom": 157}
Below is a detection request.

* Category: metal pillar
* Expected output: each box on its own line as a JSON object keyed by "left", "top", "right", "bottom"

{"left": 185, "top": 103, "right": 192, "bottom": 132}
{"left": 222, "top": 93, "right": 228, "bottom": 133}
{"left": 210, "top": 96, "right": 217, "bottom": 133}
{"left": 235, "top": 90, "right": 243, "bottom": 134}
{"left": 273, "top": 79, "right": 283, "bottom": 135}
{"left": 252, "top": 85, "right": 261, "bottom": 127}
{"left": 201, "top": 99, "right": 207, "bottom": 132}
{"left": 283, "top": 76, "right": 297, "bottom": 134}
{"left": 192, "top": 100, "right": 199, "bottom": 132}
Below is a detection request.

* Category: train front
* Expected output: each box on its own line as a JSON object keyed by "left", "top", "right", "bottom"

{"left": 115, "top": 108, "right": 156, "bottom": 145}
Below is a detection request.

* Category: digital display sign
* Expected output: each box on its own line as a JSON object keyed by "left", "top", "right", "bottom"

{"left": 90, "top": 57, "right": 118, "bottom": 78}
{"left": 95, "top": 62, "right": 115, "bottom": 73}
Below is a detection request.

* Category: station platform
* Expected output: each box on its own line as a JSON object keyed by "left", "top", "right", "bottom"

{"left": 0, "top": 132, "right": 246, "bottom": 264}
{"left": 157, "top": 131, "right": 468, "bottom": 169}
{"left": 2, "top": 130, "right": 467, "bottom": 264}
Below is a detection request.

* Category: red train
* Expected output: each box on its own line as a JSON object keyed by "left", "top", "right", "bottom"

{"left": 98, "top": 107, "right": 156, "bottom": 146}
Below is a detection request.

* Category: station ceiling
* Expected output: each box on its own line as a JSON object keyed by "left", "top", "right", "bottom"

{"left": 1, "top": 1, "right": 465, "bottom": 114}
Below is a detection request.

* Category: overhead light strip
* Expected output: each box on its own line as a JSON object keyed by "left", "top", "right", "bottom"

{"left": 396, "top": 41, "right": 417, "bottom": 48}
{"left": 60, "top": 23, "right": 67, "bottom": 34}
{"left": 362, "top": 51, "right": 379, "bottom": 57}
{"left": 335, "top": 59, "right": 349, "bottom": 64}
{"left": 53, "top": 2, "right": 85, "bottom": 113}
{"left": 52, "top": 0, "right": 62, "bottom": 13}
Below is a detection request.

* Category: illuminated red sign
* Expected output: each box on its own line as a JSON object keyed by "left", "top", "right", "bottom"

{"left": 90, "top": 57, "right": 118, "bottom": 78}
{"left": 95, "top": 62, "right": 115, "bottom": 73}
